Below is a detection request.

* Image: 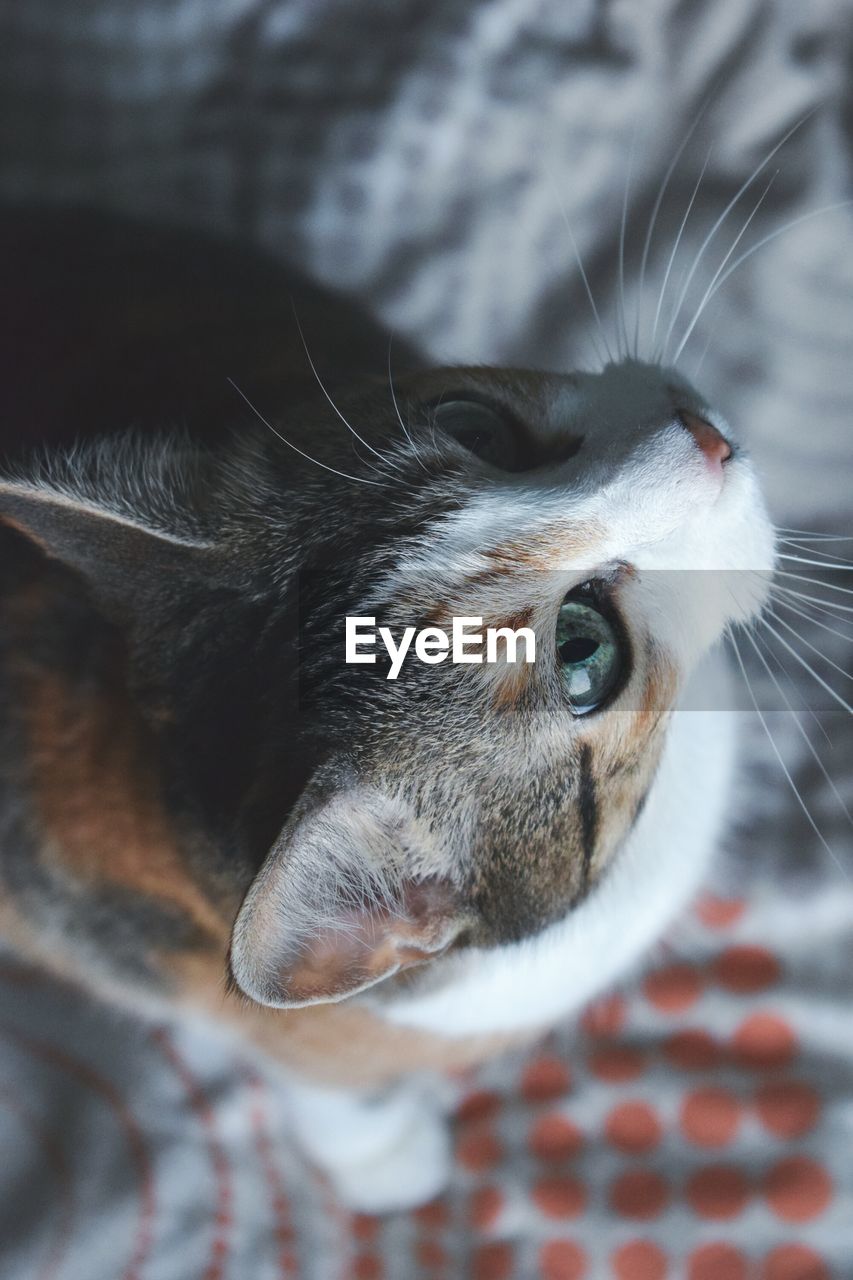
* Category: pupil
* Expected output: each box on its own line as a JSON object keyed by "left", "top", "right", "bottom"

{"left": 559, "top": 636, "right": 599, "bottom": 664}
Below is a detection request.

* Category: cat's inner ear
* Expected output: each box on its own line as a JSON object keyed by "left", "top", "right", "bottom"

{"left": 230, "top": 789, "right": 468, "bottom": 1009}
{"left": 0, "top": 476, "right": 211, "bottom": 617}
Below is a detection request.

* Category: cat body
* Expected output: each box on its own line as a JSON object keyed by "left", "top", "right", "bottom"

{"left": 0, "top": 210, "right": 774, "bottom": 1209}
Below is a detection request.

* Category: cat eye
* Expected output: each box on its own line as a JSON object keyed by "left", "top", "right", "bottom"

{"left": 431, "top": 399, "right": 522, "bottom": 470}
{"left": 556, "top": 585, "right": 625, "bottom": 715}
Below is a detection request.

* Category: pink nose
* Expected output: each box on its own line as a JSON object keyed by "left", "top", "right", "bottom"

{"left": 679, "top": 411, "right": 733, "bottom": 470}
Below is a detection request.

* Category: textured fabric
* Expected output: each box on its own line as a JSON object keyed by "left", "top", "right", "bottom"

{"left": 1, "top": 1, "right": 852, "bottom": 1277}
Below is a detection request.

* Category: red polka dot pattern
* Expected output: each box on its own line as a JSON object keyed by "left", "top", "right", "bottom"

{"left": 588, "top": 1045, "right": 646, "bottom": 1082}
{"left": 664, "top": 1028, "right": 722, "bottom": 1071}
{"left": 714, "top": 945, "right": 781, "bottom": 993}
{"left": 680, "top": 1088, "right": 742, "bottom": 1147}
{"left": 755, "top": 1082, "right": 820, "bottom": 1138}
{"left": 609, "top": 1170, "right": 670, "bottom": 1220}
{"left": 763, "top": 1156, "right": 832, "bottom": 1222}
{"left": 457, "top": 1119, "right": 503, "bottom": 1171}
{"left": 580, "top": 993, "right": 627, "bottom": 1037}
{"left": 761, "top": 1244, "right": 830, "bottom": 1280}
{"left": 644, "top": 963, "right": 704, "bottom": 1012}
{"left": 686, "top": 1165, "right": 751, "bottom": 1220}
{"left": 605, "top": 1102, "right": 662, "bottom": 1154}
{"left": 696, "top": 895, "right": 747, "bottom": 928}
{"left": 468, "top": 1186, "right": 504, "bottom": 1230}
{"left": 529, "top": 1112, "right": 584, "bottom": 1161}
{"left": 521, "top": 1057, "right": 572, "bottom": 1102}
{"left": 0, "top": 867, "right": 841, "bottom": 1280}
{"left": 533, "top": 1174, "right": 587, "bottom": 1220}
{"left": 612, "top": 1240, "right": 668, "bottom": 1279}
{"left": 539, "top": 1240, "right": 587, "bottom": 1279}
{"left": 353, "top": 1255, "right": 383, "bottom": 1280}
{"left": 732, "top": 1013, "right": 798, "bottom": 1070}
{"left": 688, "top": 1243, "right": 748, "bottom": 1280}
{"left": 472, "top": 1242, "right": 513, "bottom": 1280}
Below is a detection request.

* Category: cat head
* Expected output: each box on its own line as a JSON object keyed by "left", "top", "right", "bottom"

{"left": 0, "top": 359, "right": 775, "bottom": 1006}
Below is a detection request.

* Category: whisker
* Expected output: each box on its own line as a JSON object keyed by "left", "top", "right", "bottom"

{"left": 388, "top": 335, "right": 430, "bottom": 474}
{"left": 751, "top": 619, "right": 832, "bottom": 746}
{"left": 777, "top": 550, "right": 853, "bottom": 570}
{"left": 748, "top": 629, "right": 852, "bottom": 831}
{"left": 671, "top": 172, "right": 777, "bottom": 362}
{"left": 773, "top": 584, "right": 853, "bottom": 617}
{"left": 226, "top": 378, "right": 386, "bottom": 488}
{"left": 651, "top": 148, "right": 712, "bottom": 354}
{"left": 547, "top": 168, "right": 615, "bottom": 363}
{"left": 691, "top": 303, "right": 722, "bottom": 380}
{"left": 775, "top": 569, "right": 853, "bottom": 598}
{"left": 771, "top": 591, "right": 853, "bottom": 646}
{"left": 635, "top": 89, "right": 713, "bottom": 357}
{"left": 658, "top": 109, "right": 816, "bottom": 362}
{"left": 759, "top": 614, "right": 853, "bottom": 716}
{"left": 777, "top": 527, "right": 853, "bottom": 542}
{"left": 779, "top": 539, "right": 853, "bottom": 565}
{"left": 618, "top": 122, "right": 637, "bottom": 359}
{"left": 729, "top": 631, "right": 847, "bottom": 876}
{"left": 689, "top": 198, "right": 853, "bottom": 317}
{"left": 765, "top": 607, "right": 853, "bottom": 684}
{"left": 290, "top": 301, "right": 402, "bottom": 480}
{"left": 779, "top": 541, "right": 853, "bottom": 570}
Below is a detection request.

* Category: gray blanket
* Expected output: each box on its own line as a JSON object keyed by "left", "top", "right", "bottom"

{"left": 1, "top": 1, "right": 852, "bottom": 1276}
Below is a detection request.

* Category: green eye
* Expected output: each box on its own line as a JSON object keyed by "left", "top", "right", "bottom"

{"left": 556, "top": 593, "right": 624, "bottom": 715}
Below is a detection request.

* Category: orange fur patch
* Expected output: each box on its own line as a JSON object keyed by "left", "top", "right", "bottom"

{"left": 24, "top": 673, "right": 230, "bottom": 944}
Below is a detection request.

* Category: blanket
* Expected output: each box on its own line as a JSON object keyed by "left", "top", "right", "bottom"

{"left": 1, "top": 1, "right": 852, "bottom": 1275}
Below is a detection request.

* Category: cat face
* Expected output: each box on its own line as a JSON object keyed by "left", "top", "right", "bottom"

{"left": 229, "top": 359, "right": 775, "bottom": 1007}
{"left": 0, "top": 358, "right": 775, "bottom": 1009}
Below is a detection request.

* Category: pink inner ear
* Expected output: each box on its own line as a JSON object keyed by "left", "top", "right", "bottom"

{"left": 279, "top": 879, "right": 465, "bottom": 1006}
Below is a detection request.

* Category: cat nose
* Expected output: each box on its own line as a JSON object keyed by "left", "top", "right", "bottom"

{"left": 679, "top": 411, "right": 733, "bottom": 470}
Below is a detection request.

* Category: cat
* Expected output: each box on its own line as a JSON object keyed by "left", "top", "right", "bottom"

{"left": 0, "top": 207, "right": 774, "bottom": 1211}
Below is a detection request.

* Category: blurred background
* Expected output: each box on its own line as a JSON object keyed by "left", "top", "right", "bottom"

{"left": 1, "top": 1, "right": 852, "bottom": 1277}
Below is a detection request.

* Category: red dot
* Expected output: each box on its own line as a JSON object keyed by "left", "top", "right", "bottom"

{"left": 732, "top": 1014, "right": 797, "bottom": 1071}
{"left": 763, "top": 1157, "right": 832, "bottom": 1223}
{"left": 609, "top": 1170, "right": 669, "bottom": 1220}
{"left": 581, "top": 993, "right": 627, "bottom": 1037}
{"left": 714, "top": 945, "right": 781, "bottom": 993}
{"left": 468, "top": 1186, "right": 504, "bottom": 1231}
{"left": 761, "top": 1244, "right": 829, "bottom": 1280}
{"left": 352, "top": 1214, "right": 381, "bottom": 1241}
{"left": 473, "top": 1242, "right": 514, "bottom": 1280}
{"left": 688, "top": 1243, "right": 748, "bottom": 1280}
{"left": 539, "top": 1240, "right": 588, "bottom": 1279}
{"left": 533, "top": 1174, "right": 587, "bottom": 1219}
{"left": 605, "top": 1102, "right": 662, "bottom": 1154}
{"left": 588, "top": 1045, "right": 645, "bottom": 1082}
{"left": 412, "top": 1200, "right": 450, "bottom": 1229}
{"left": 686, "top": 1165, "right": 750, "bottom": 1220}
{"left": 354, "top": 1256, "right": 383, "bottom": 1280}
{"left": 416, "top": 1239, "right": 448, "bottom": 1269}
{"left": 755, "top": 1082, "right": 820, "bottom": 1139}
{"left": 457, "top": 1090, "right": 503, "bottom": 1123}
{"left": 644, "top": 963, "right": 704, "bottom": 1013}
{"left": 529, "top": 1112, "right": 584, "bottom": 1161}
{"left": 696, "top": 894, "right": 746, "bottom": 928}
{"left": 521, "top": 1057, "right": 572, "bottom": 1102}
{"left": 664, "top": 1029, "right": 722, "bottom": 1072}
{"left": 612, "top": 1240, "right": 668, "bottom": 1280}
{"left": 680, "top": 1088, "right": 742, "bottom": 1148}
{"left": 457, "top": 1120, "right": 503, "bottom": 1171}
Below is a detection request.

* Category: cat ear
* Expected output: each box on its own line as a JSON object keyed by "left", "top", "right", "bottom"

{"left": 0, "top": 475, "right": 210, "bottom": 617}
{"left": 230, "top": 788, "right": 468, "bottom": 1008}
